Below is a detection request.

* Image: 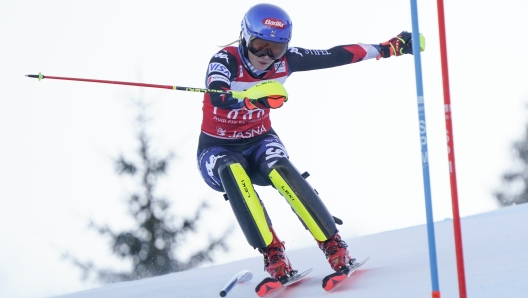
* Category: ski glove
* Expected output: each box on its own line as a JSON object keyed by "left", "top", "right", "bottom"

{"left": 233, "top": 80, "right": 288, "bottom": 110}
{"left": 244, "top": 95, "right": 286, "bottom": 110}
{"left": 377, "top": 31, "right": 425, "bottom": 59}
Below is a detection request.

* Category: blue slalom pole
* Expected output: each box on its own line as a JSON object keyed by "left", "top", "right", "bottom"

{"left": 409, "top": 1, "right": 441, "bottom": 297}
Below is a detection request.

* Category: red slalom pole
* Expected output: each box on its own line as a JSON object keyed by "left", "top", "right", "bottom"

{"left": 436, "top": 1, "right": 468, "bottom": 297}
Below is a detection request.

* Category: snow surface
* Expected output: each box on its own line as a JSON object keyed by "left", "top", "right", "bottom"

{"left": 51, "top": 204, "right": 528, "bottom": 298}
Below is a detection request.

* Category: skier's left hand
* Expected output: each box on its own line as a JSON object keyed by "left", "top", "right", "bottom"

{"left": 377, "top": 31, "right": 425, "bottom": 59}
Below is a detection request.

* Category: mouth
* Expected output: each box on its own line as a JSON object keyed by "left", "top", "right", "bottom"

{"left": 248, "top": 51, "right": 274, "bottom": 70}
{"left": 255, "top": 58, "right": 273, "bottom": 68}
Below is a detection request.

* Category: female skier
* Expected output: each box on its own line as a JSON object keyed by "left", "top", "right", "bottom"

{"left": 197, "top": 2, "right": 422, "bottom": 290}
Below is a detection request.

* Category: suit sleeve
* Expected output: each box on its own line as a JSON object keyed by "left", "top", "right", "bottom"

{"left": 286, "top": 44, "right": 381, "bottom": 72}
{"left": 204, "top": 50, "right": 243, "bottom": 109}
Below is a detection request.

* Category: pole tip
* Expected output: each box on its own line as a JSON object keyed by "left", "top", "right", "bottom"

{"left": 26, "top": 72, "right": 44, "bottom": 81}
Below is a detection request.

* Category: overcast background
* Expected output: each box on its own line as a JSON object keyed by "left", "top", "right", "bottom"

{"left": 1, "top": 1, "right": 528, "bottom": 297}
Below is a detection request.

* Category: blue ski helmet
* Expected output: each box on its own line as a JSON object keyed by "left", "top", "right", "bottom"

{"left": 241, "top": 4, "right": 293, "bottom": 45}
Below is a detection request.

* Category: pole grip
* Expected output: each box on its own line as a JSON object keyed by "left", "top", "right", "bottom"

{"left": 219, "top": 270, "right": 252, "bottom": 297}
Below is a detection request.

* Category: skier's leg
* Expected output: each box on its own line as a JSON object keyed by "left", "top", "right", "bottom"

{"left": 198, "top": 145, "right": 293, "bottom": 277}
{"left": 246, "top": 134, "right": 339, "bottom": 241}
{"left": 218, "top": 162, "right": 294, "bottom": 279}
{"left": 218, "top": 162, "right": 274, "bottom": 249}
{"left": 267, "top": 157, "right": 337, "bottom": 241}
{"left": 198, "top": 146, "right": 273, "bottom": 248}
{"left": 267, "top": 157, "right": 354, "bottom": 271}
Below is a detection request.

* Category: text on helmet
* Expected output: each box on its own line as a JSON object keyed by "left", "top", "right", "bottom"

{"left": 262, "top": 18, "right": 286, "bottom": 28}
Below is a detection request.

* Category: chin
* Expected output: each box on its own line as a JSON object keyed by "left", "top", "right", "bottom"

{"left": 256, "top": 63, "right": 273, "bottom": 71}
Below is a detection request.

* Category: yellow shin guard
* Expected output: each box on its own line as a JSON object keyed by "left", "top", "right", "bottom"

{"left": 269, "top": 158, "right": 336, "bottom": 242}
{"left": 219, "top": 162, "right": 273, "bottom": 248}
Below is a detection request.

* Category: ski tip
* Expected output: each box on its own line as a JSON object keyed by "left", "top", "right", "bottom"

{"left": 322, "top": 272, "right": 346, "bottom": 292}
{"left": 255, "top": 277, "right": 281, "bottom": 297}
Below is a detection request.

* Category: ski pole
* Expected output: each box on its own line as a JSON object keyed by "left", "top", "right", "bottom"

{"left": 25, "top": 72, "right": 288, "bottom": 101}
{"left": 219, "top": 270, "right": 253, "bottom": 297}
{"left": 26, "top": 72, "right": 233, "bottom": 95}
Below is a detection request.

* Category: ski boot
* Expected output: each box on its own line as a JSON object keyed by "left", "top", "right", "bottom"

{"left": 255, "top": 228, "right": 296, "bottom": 296}
{"left": 258, "top": 228, "right": 294, "bottom": 280}
{"left": 317, "top": 232, "right": 355, "bottom": 271}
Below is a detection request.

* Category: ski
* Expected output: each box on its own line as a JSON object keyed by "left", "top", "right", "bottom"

{"left": 255, "top": 268, "right": 312, "bottom": 297}
{"left": 322, "top": 257, "right": 370, "bottom": 292}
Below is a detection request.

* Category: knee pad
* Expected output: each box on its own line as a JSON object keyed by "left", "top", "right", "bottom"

{"left": 269, "top": 158, "right": 337, "bottom": 242}
{"left": 219, "top": 162, "right": 273, "bottom": 249}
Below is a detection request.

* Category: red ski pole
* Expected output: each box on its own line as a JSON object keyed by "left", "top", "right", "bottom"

{"left": 26, "top": 72, "right": 231, "bottom": 95}
{"left": 26, "top": 72, "right": 289, "bottom": 102}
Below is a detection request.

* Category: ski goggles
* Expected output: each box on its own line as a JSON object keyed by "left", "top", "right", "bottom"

{"left": 247, "top": 38, "right": 288, "bottom": 60}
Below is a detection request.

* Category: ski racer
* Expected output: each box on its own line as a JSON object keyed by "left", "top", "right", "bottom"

{"left": 197, "top": 2, "right": 424, "bottom": 285}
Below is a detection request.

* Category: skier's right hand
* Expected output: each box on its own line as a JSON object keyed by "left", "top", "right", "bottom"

{"left": 234, "top": 80, "right": 288, "bottom": 110}
{"left": 244, "top": 96, "right": 285, "bottom": 110}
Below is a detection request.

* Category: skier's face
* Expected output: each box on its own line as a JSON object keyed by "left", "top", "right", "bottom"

{"left": 248, "top": 51, "right": 274, "bottom": 70}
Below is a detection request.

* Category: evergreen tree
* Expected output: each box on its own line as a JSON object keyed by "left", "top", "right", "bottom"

{"left": 494, "top": 120, "right": 528, "bottom": 206}
{"left": 66, "top": 101, "right": 231, "bottom": 283}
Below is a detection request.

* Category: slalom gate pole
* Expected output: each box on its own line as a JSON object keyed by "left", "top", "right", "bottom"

{"left": 409, "top": 1, "right": 441, "bottom": 297}
{"left": 436, "top": 0, "right": 468, "bottom": 297}
{"left": 25, "top": 72, "right": 232, "bottom": 95}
